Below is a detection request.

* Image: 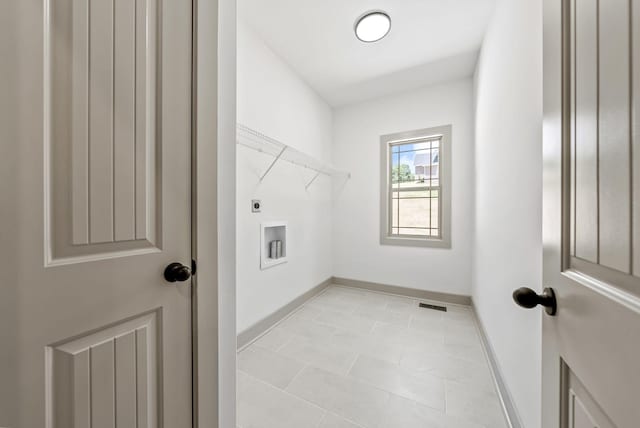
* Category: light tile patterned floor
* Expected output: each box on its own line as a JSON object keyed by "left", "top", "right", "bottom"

{"left": 237, "top": 285, "right": 509, "bottom": 428}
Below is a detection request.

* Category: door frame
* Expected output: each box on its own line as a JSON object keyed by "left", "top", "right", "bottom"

{"left": 541, "top": 0, "right": 567, "bottom": 424}
{"left": 192, "top": 0, "right": 236, "bottom": 427}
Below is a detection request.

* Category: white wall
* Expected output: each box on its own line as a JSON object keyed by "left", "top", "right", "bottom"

{"left": 332, "top": 79, "right": 475, "bottom": 296}
{"left": 472, "top": 0, "right": 543, "bottom": 426}
{"left": 236, "top": 22, "right": 334, "bottom": 333}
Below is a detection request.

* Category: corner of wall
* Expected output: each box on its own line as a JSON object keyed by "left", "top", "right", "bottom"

{"left": 330, "top": 79, "right": 476, "bottom": 296}
{"left": 236, "top": 21, "right": 335, "bottom": 334}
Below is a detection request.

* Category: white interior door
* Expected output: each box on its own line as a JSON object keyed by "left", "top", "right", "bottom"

{"left": 0, "top": 0, "right": 193, "bottom": 426}
{"left": 542, "top": 0, "right": 640, "bottom": 426}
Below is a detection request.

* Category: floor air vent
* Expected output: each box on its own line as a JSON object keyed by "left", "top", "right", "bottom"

{"left": 419, "top": 302, "right": 447, "bottom": 312}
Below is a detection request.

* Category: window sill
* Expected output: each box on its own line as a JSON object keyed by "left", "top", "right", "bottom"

{"left": 380, "top": 235, "right": 451, "bottom": 249}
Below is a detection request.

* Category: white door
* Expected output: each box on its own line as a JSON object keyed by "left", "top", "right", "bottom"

{"left": 541, "top": 0, "right": 640, "bottom": 426}
{"left": 0, "top": 0, "right": 193, "bottom": 426}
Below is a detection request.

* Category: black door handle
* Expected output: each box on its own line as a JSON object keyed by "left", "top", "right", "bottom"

{"left": 164, "top": 262, "right": 192, "bottom": 283}
{"left": 512, "top": 287, "right": 557, "bottom": 316}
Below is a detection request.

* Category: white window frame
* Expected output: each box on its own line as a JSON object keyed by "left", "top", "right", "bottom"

{"left": 380, "top": 125, "right": 452, "bottom": 248}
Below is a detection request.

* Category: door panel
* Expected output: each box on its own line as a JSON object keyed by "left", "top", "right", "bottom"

{"left": 564, "top": 367, "right": 615, "bottom": 428}
{"left": 0, "top": 0, "right": 192, "bottom": 425}
{"left": 555, "top": 272, "right": 640, "bottom": 427}
{"left": 543, "top": 0, "right": 640, "bottom": 426}
{"left": 49, "top": 312, "right": 158, "bottom": 428}
{"left": 597, "top": 0, "right": 631, "bottom": 273}
{"left": 569, "top": 0, "right": 634, "bottom": 285}
{"left": 50, "top": 0, "right": 160, "bottom": 261}
{"left": 571, "top": 0, "right": 598, "bottom": 263}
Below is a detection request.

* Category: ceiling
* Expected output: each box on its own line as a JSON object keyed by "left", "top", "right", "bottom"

{"left": 239, "top": 0, "right": 496, "bottom": 107}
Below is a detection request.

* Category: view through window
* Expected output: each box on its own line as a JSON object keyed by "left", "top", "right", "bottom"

{"left": 389, "top": 137, "right": 441, "bottom": 237}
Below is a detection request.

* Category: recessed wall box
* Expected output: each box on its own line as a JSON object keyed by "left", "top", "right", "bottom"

{"left": 260, "top": 221, "right": 287, "bottom": 269}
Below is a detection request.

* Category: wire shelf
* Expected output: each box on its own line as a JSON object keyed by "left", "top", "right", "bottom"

{"left": 236, "top": 123, "right": 351, "bottom": 187}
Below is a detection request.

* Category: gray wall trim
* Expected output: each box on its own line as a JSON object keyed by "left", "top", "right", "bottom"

{"left": 471, "top": 300, "right": 523, "bottom": 428}
{"left": 236, "top": 277, "right": 332, "bottom": 350}
{"left": 332, "top": 276, "right": 471, "bottom": 306}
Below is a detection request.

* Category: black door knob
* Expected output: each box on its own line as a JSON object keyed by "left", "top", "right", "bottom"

{"left": 164, "top": 262, "right": 192, "bottom": 283}
{"left": 512, "top": 287, "right": 557, "bottom": 316}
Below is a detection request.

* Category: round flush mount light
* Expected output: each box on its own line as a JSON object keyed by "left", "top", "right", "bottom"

{"left": 354, "top": 11, "right": 391, "bottom": 43}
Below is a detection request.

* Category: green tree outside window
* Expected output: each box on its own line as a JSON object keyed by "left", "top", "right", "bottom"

{"left": 392, "top": 164, "right": 414, "bottom": 183}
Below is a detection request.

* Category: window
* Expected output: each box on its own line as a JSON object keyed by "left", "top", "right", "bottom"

{"left": 380, "top": 125, "right": 451, "bottom": 248}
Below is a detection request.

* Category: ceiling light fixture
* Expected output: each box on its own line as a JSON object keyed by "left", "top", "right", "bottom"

{"left": 354, "top": 11, "right": 391, "bottom": 43}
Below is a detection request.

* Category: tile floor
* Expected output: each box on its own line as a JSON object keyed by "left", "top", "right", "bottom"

{"left": 237, "top": 285, "right": 509, "bottom": 428}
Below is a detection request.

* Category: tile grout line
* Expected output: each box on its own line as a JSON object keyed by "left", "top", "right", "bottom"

{"left": 315, "top": 410, "right": 328, "bottom": 428}
{"left": 238, "top": 286, "right": 504, "bottom": 428}
{"left": 239, "top": 369, "right": 341, "bottom": 420}
{"left": 344, "top": 358, "right": 448, "bottom": 413}
{"left": 324, "top": 410, "right": 369, "bottom": 428}
{"left": 282, "top": 362, "right": 309, "bottom": 390}
{"left": 282, "top": 363, "right": 447, "bottom": 427}
{"left": 242, "top": 346, "right": 445, "bottom": 423}
{"left": 237, "top": 290, "right": 331, "bottom": 352}
{"left": 272, "top": 335, "right": 294, "bottom": 353}
{"left": 344, "top": 353, "right": 361, "bottom": 376}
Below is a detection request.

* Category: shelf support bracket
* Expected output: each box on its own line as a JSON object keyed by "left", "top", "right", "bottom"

{"left": 305, "top": 171, "right": 321, "bottom": 190}
{"left": 260, "top": 146, "right": 287, "bottom": 182}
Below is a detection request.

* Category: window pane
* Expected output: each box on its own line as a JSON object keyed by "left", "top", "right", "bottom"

{"left": 387, "top": 136, "right": 442, "bottom": 239}
{"left": 431, "top": 148, "right": 439, "bottom": 179}
{"left": 398, "top": 228, "right": 429, "bottom": 236}
{"left": 391, "top": 190, "right": 440, "bottom": 235}
{"left": 430, "top": 197, "right": 439, "bottom": 230}
{"left": 397, "top": 198, "right": 430, "bottom": 228}
{"left": 391, "top": 197, "right": 399, "bottom": 228}
{"left": 391, "top": 149, "right": 415, "bottom": 185}
{"left": 396, "top": 141, "right": 431, "bottom": 152}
